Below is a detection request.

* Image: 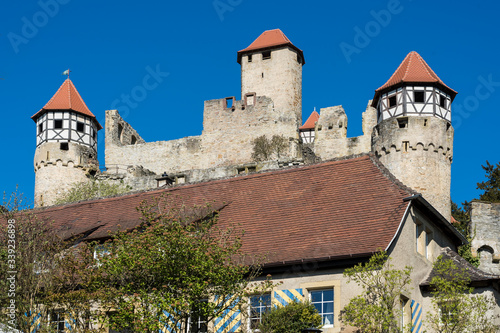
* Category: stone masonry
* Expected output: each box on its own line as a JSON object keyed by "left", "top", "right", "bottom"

{"left": 471, "top": 202, "right": 500, "bottom": 274}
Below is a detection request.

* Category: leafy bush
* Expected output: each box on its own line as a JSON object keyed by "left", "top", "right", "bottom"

{"left": 258, "top": 300, "right": 322, "bottom": 333}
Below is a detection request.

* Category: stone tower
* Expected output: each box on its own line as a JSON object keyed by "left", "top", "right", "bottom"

{"left": 371, "top": 51, "right": 457, "bottom": 220}
{"left": 32, "top": 78, "right": 102, "bottom": 207}
{"left": 237, "top": 29, "right": 304, "bottom": 123}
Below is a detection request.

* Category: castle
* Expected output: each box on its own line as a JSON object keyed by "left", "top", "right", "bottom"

{"left": 32, "top": 29, "right": 454, "bottom": 221}
{"left": 28, "top": 29, "right": 500, "bottom": 332}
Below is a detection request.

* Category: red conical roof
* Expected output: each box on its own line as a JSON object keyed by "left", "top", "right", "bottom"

{"left": 237, "top": 29, "right": 305, "bottom": 64}
{"left": 32, "top": 79, "right": 102, "bottom": 129}
{"left": 299, "top": 110, "right": 320, "bottom": 130}
{"left": 373, "top": 51, "right": 456, "bottom": 106}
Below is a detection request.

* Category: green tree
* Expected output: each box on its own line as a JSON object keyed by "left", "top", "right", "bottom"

{"left": 0, "top": 190, "right": 66, "bottom": 333}
{"left": 340, "top": 251, "right": 413, "bottom": 333}
{"left": 54, "top": 178, "right": 131, "bottom": 205}
{"left": 92, "top": 195, "right": 265, "bottom": 333}
{"left": 252, "top": 135, "right": 288, "bottom": 162}
{"left": 477, "top": 160, "right": 500, "bottom": 202}
{"left": 258, "top": 300, "right": 321, "bottom": 333}
{"left": 426, "top": 255, "right": 499, "bottom": 333}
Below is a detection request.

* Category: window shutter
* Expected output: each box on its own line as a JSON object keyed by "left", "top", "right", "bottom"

{"left": 214, "top": 295, "right": 241, "bottom": 333}
{"left": 411, "top": 299, "right": 423, "bottom": 333}
{"left": 272, "top": 288, "right": 304, "bottom": 307}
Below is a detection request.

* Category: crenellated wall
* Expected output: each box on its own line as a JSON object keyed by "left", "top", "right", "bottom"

{"left": 105, "top": 94, "right": 301, "bottom": 178}
{"left": 310, "top": 102, "right": 377, "bottom": 160}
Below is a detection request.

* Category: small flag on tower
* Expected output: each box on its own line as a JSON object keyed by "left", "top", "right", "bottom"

{"left": 62, "top": 69, "right": 71, "bottom": 77}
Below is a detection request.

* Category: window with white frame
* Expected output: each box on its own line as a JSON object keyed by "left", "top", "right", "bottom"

{"left": 310, "top": 289, "right": 334, "bottom": 327}
{"left": 189, "top": 315, "right": 207, "bottom": 333}
{"left": 49, "top": 311, "right": 65, "bottom": 333}
{"left": 249, "top": 293, "right": 271, "bottom": 330}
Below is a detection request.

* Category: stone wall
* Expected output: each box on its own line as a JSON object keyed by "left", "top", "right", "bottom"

{"left": 105, "top": 93, "right": 300, "bottom": 177}
{"left": 372, "top": 116, "right": 453, "bottom": 220}
{"left": 309, "top": 102, "right": 377, "bottom": 160}
{"left": 471, "top": 201, "right": 500, "bottom": 274}
{"left": 34, "top": 141, "right": 98, "bottom": 206}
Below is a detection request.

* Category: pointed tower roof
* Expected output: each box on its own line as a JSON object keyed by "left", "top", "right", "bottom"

{"left": 372, "top": 51, "right": 457, "bottom": 106}
{"left": 32, "top": 79, "right": 102, "bottom": 129}
{"left": 299, "top": 110, "right": 320, "bottom": 130}
{"left": 237, "top": 29, "right": 305, "bottom": 64}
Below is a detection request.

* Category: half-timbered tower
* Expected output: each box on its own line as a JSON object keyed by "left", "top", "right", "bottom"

{"left": 32, "top": 78, "right": 102, "bottom": 207}
{"left": 371, "top": 51, "right": 457, "bottom": 220}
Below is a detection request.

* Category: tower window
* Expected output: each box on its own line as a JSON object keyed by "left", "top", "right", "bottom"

{"left": 60, "top": 142, "right": 69, "bottom": 151}
{"left": 76, "top": 121, "right": 85, "bottom": 133}
{"left": 439, "top": 95, "right": 446, "bottom": 108}
{"left": 38, "top": 123, "right": 44, "bottom": 133}
{"left": 248, "top": 54, "right": 252, "bottom": 63}
{"left": 54, "top": 119, "right": 63, "bottom": 129}
{"left": 397, "top": 117, "right": 408, "bottom": 129}
{"left": 131, "top": 135, "right": 137, "bottom": 145}
{"left": 297, "top": 54, "right": 302, "bottom": 64}
{"left": 388, "top": 96, "right": 397, "bottom": 108}
{"left": 414, "top": 91, "right": 425, "bottom": 103}
{"left": 262, "top": 51, "right": 271, "bottom": 60}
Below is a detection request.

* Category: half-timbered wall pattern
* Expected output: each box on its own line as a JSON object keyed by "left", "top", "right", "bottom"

{"left": 377, "top": 86, "right": 451, "bottom": 123}
{"left": 35, "top": 111, "right": 98, "bottom": 151}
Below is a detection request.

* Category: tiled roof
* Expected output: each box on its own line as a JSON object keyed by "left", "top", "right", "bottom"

{"left": 420, "top": 247, "right": 500, "bottom": 288}
{"left": 299, "top": 111, "right": 320, "bottom": 130}
{"left": 237, "top": 29, "right": 305, "bottom": 64}
{"left": 31, "top": 155, "right": 415, "bottom": 267}
{"left": 32, "top": 79, "right": 102, "bottom": 129}
{"left": 372, "top": 51, "right": 457, "bottom": 106}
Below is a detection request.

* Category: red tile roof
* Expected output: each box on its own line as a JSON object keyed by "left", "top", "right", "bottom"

{"left": 237, "top": 29, "right": 305, "bottom": 64}
{"left": 32, "top": 79, "right": 102, "bottom": 129}
{"left": 30, "top": 155, "right": 417, "bottom": 267}
{"left": 373, "top": 51, "right": 457, "bottom": 106}
{"left": 299, "top": 111, "right": 320, "bottom": 130}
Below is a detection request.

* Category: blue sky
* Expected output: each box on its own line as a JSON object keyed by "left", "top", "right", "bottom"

{"left": 1, "top": 0, "right": 499, "bottom": 207}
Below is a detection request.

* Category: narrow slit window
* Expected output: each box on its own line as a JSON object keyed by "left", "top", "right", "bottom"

{"left": 248, "top": 54, "right": 252, "bottom": 63}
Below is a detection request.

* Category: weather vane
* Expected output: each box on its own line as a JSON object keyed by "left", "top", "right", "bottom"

{"left": 62, "top": 69, "right": 71, "bottom": 78}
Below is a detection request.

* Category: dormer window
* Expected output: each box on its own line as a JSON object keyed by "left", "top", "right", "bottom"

{"left": 414, "top": 91, "right": 425, "bottom": 103}
{"left": 262, "top": 51, "right": 271, "bottom": 60}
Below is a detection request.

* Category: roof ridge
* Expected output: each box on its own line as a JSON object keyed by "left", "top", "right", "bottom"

{"left": 34, "top": 154, "right": 378, "bottom": 211}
